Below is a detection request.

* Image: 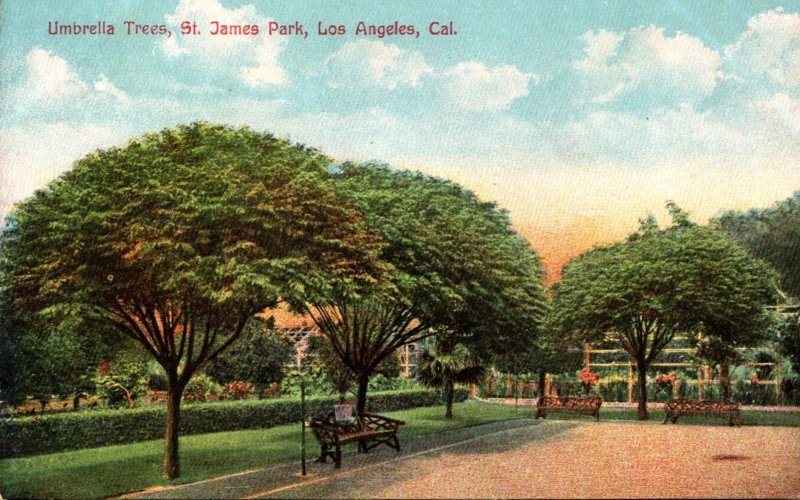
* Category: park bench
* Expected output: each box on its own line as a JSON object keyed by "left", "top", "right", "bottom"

{"left": 663, "top": 399, "right": 741, "bottom": 426}
{"left": 308, "top": 403, "right": 405, "bottom": 468}
{"left": 535, "top": 396, "right": 602, "bottom": 421}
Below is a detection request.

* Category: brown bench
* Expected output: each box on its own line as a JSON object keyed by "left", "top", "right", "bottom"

{"left": 663, "top": 399, "right": 741, "bottom": 426}
{"left": 535, "top": 396, "right": 602, "bottom": 421}
{"left": 308, "top": 408, "right": 405, "bottom": 468}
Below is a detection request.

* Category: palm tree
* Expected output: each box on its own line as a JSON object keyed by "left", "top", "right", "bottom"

{"left": 417, "top": 339, "right": 485, "bottom": 419}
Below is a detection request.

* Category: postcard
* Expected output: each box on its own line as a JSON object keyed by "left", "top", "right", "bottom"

{"left": 1, "top": 1, "right": 798, "bottom": 498}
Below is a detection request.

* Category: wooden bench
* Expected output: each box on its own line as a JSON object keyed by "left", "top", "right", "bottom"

{"left": 308, "top": 405, "right": 405, "bottom": 468}
{"left": 663, "top": 399, "right": 741, "bottom": 426}
{"left": 535, "top": 396, "right": 602, "bottom": 421}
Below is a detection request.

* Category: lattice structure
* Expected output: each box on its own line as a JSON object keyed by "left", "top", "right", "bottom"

{"left": 275, "top": 326, "right": 419, "bottom": 376}
{"left": 584, "top": 337, "right": 785, "bottom": 404}
{"left": 275, "top": 327, "right": 321, "bottom": 367}
{"left": 398, "top": 343, "right": 419, "bottom": 378}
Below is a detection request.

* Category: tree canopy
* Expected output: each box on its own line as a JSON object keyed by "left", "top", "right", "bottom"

{"left": 306, "top": 163, "right": 549, "bottom": 413}
{"left": 0, "top": 123, "right": 382, "bottom": 478}
{"left": 715, "top": 191, "right": 800, "bottom": 300}
{"left": 551, "top": 205, "right": 777, "bottom": 418}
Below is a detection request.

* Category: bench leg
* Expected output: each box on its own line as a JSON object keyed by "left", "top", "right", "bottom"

{"left": 535, "top": 409, "right": 546, "bottom": 419}
{"left": 663, "top": 413, "right": 670, "bottom": 424}
{"left": 317, "top": 443, "right": 328, "bottom": 463}
{"left": 334, "top": 444, "right": 342, "bottom": 468}
{"left": 393, "top": 434, "right": 400, "bottom": 452}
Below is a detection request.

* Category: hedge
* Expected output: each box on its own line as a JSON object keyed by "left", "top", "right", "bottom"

{"left": 0, "top": 388, "right": 469, "bottom": 458}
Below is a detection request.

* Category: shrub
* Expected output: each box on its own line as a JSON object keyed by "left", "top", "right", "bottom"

{"left": 0, "top": 388, "right": 469, "bottom": 458}
{"left": 222, "top": 381, "right": 255, "bottom": 400}
{"left": 597, "top": 380, "right": 628, "bottom": 402}
{"left": 206, "top": 320, "right": 294, "bottom": 392}
{"left": 183, "top": 374, "right": 221, "bottom": 402}
{"left": 260, "top": 382, "right": 281, "bottom": 399}
{"left": 94, "top": 355, "right": 149, "bottom": 409}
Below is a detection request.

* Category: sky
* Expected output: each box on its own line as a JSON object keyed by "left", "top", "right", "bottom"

{"left": 1, "top": 0, "right": 798, "bottom": 281}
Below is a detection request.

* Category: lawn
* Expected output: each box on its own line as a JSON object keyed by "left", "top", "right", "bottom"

{"left": 0, "top": 401, "right": 525, "bottom": 499}
{"left": 2, "top": 401, "right": 799, "bottom": 499}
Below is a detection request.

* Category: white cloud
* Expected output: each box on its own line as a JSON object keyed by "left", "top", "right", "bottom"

{"left": 325, "top": 40, "right": 432, "bottom": 90}
{"left": 574, "top": 26, "right": 722, "bottom": 105}
{"left": 323, "top": 42, "right": 533, "bottom": 111}
{"left": 724, "top": 7, "right": 800, "bottom": 90}
{"left": 163, "top": 0, "right": 287, "bottom": 87}
{"left": 559, "top": 104, "right": 750, "bottom": 165}
{"left": 755, "top": 92, "right": 800, "bottom": 135}
{"left": 17, "top": 48, "right": 88, "bottom": 105}
{"left": 438, "top": 62, "right": 537, "bottom": 111}
{"left": 9, "top": 49, "right": 129, "bottom": 119}
{"left": 94, "top": 74, "right": 130, "bottom": 103}
{"left": 0, "top": 123, "right": 128, "bottom": 221}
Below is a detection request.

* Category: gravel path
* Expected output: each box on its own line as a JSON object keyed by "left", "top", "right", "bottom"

{"left": 256, "top": 421, "right": 800, "bottom": 499}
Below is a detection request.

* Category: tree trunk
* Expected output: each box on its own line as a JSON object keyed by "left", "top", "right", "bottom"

{"left": 445, "top": 377, "right": 455, "bottom": 419}
{"left": 719, "top": 363, "right": 731, "bottom": 401}
{"left": 636, "top": 361, "right": 649, "bottom": 420}
{"left": 356, "top": 375, "right": 369, "bottom": 416}
{"left": 538, "top": 369, "right": 547, "bottom": 398}
{"left": 163, "top": 383, "right": 182, "bottom": 479}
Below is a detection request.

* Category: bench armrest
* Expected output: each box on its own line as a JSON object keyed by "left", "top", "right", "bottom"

{"left": 360, "top": 413, "right": 405, "bottom": 431}
{"left": 309, "top": 419, "right": 342, "bottom": 434}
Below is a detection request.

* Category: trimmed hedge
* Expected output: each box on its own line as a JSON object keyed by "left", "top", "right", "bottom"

{"left": 0, "top": 388, "right": 468, "bottom": 458}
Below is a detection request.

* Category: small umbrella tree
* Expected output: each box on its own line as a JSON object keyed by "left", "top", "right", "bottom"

{"left": 307, "top": 163, "right": 548, "bottom": 415}
{"left": 550, "top": 204, "right": 776, "bottom": 419}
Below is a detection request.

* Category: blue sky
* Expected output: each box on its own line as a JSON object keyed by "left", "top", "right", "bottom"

{"left": 1, "top": 0, "right": 798, "bottom": 279}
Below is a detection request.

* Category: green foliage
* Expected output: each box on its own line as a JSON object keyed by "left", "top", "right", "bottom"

{"left": 771, "top": 313, "right": 800, "bottom": 373}
{"left": 183, "top": 374, "right": 222, "bottom": 402}
{"left": 0, "top": 389, "right": 468, "bottom": 458}
{"left": 0, "top": 122, "right": 382, "bottom": 389}
{"left": 0, "top": 401, "right": 522, "bottom": 499}
{"left": 0, "top": 123, "right": 385, "bottom": 476}
{"left": 417, "top": 339, "right": 484, "bottom": 418}
{"left": 492, "top": 310, "right": 584, "bottom": 377}
{"left": 551, "top": 204, "right": 778, "bottom": 417}
{"left": 146, "top": 361, "right": 168, "bottom": 391}
{"left": 0, "top": 296, "right": 120, "bottom": 407}
{"left": 94, "top": 350, "right": 150, "bottom": 408}
{"left": 309, "top": 335, "right": 356, "bottom": 399}
{"left": 715, "top": 190, "right": 800, "bottom": 298}
{"left": 280, "top": 366, "right": 336, "bottom": 397}
{"left": 368, "top": 374, "right": 424, "bottom": 392}
{"left": 308, "top": 163, "right": 548, "bottom": 413}
{"left": 206, "top": 319, "right": 294, "bottom": 392}
{"left": 417, "top": 341, "right": 486, "bottom": 388}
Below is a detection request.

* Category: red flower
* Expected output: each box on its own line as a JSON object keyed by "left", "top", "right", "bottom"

{"left": 578, "top": 368, "right": 600, "bottom": 385}
{"left": 97, "top": 361, "right": 112, "bottom": 376}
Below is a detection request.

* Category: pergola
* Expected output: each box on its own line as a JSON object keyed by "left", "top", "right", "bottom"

{"left": 583, "top": 302, "right": 798, "bottom": 404}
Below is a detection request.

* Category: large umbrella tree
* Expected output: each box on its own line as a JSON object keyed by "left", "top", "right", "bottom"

{"left": 0, "top": 123, "right": 382, "bottom": 478}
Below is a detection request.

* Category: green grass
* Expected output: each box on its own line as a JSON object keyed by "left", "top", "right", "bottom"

{"left": 2, "top": 401, "right": 799, "bottom": 499}
{"left": 0, "top": 401, "right": 524, "bottom": 499}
